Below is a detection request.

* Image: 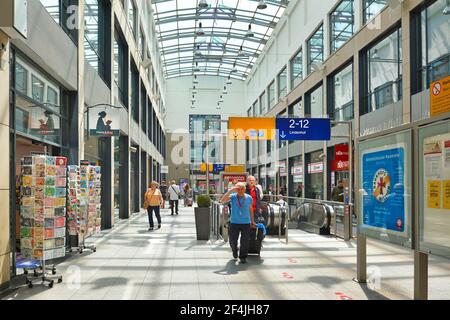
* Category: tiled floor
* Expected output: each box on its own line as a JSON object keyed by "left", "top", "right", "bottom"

{"left": 3, "top": 204, "right": 450, "bottom": 300}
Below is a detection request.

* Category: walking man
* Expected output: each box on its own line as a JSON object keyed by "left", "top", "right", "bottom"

{"left": 221, "top": 182, "right": 256, "bottom": 264}
{"left": 159, "top": 180, "right": 168, "bottom": 209}
{"left": 246, "top": 176, "right": 262, "bottom": 222}
{"left": 168, "top": 180, "right": 181, "bottom": 215}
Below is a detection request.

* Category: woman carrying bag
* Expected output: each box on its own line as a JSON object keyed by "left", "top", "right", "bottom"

{"left": 144, "top": 181, "right": 164, "bottom": 231}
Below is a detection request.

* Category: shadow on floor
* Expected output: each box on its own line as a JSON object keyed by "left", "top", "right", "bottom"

{"left": 90, "top": 277, "right": 129, "bottom": 290}
{"left": 356, "top": 282, "right": 391, "bottom": 300}
{"left": 214, "top": 260, "right": 248, "bottom": 275}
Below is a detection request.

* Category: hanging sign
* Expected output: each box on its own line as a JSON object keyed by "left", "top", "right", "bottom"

{"left": 161, "top": 165, "right": 169, "bottom": 174}
{"left": 89, "top": 105, "right": 120, "bottom": 136}
{"left": 430, "top": 76, "right": 450, "bottom": 117}
{"left": 276, "top": 118, "right": 331, "bottom": 141}
{"left": 228, "top": 117, "right": 276, "bottom": 140}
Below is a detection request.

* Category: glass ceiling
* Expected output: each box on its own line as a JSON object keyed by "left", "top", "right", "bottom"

{"left": 151, "top": 0, "right": 290, "bottom": 80}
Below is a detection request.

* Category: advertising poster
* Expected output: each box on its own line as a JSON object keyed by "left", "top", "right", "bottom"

{"left": 361, "top": 145, "right": 406, "bottom": 235}
{"left": 89, "top": 105, "right": 120, "bottom": 136}
{"left": 422, "top": 130, "right": 450, "bottom": 253}
{"left": 180, "top": 178, "right": 189, "bottom": 192}
{"left": 29, "top": 108, "right": 60, "bottom": 136}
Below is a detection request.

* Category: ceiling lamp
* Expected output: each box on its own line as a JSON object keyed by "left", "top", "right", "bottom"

{"left": 193, "top": 75, "right": 199, "bottom": 84}
{"left": 192, "top": 86, "right": 198, "bottom": 94}
{"left": 193, "top": 62, "right": 200, "bottom": 72}
{"left": 198, "top": 0, "right": 208, "bottom": 9}
{"left": 226, "top": 76, "right": 232, "bottom": 85}
{"left": 246, "top": 24, "right": 254, "bottom": 38}
{"left": 231, "top": 63, "right": 238, "bottom": 73}
{"left": 191, "top": 94, "right": 196, "bottom": 103}
{"left": 191, "top": 102, "right": 195, "bottom": 109}
{"left": 257, "top": 0, "right": 267, "bottom": 10}
{"left": 238, "top": 45, "right": 244, "bottom": 56}
{"left": 196, "top": 22, "right": 205, "bottom": 36}
{"left": 222, "top": 86, "right": 227, "bottom": 94}
{"left": 195, "top": 45, "right": 202, "bottom": 56}
{"left": 216, "top": 102, "right": 221, "bottom": 109}
{"left": 219, "top": 95, "right": 224, "bottom": 103}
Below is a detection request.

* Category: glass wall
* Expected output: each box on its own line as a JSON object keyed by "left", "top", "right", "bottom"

{"left": 307, "top": 24, "right": 324, "bottom": 75}
{"left": 305, "top": 84, "right": 324, "bottom": 117}
{"left": 329, "top": 63, "right": 353, "bottom": 121}
{"left": 278, "top": 67, "right": 287, "bottom": 99}
{"left": 419, "top": 0, "right": 450, "bottom": 91}
{"left": 289, "top": 155, "right": 303, "bottom": 198}
{"left": 14, "top": 56, "right": 65, "bottom": 146}
{"left": 288, "top": 99, "right": 302, "bottom": 144}
{"left": 290, "top": 48, "right": 303, "bottom": 89}
{"left": 128, "top": 0, "right": 137, "bottom": 39}
{"left": 113, "top": 136, "right": 121, "bottom": 222}
{"left": 330, "top": 0, "right": 354, "bottom": 53}
{"left": 363, "top": 27, "right": 402, "bottom": 115}
{"left": 114, "top": 28, "right": 128, "bottom": 108}
{"left": 131, "top": 60, "right": 139, "bottom": 122}
{"left": 363, "top": 0, "right": 387, "bottom": 23}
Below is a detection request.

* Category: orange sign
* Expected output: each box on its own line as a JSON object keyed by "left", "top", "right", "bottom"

{"left": 200, "top": 163, "right": 213, "bottom": 172}
{"left": 228, "top": 117, "right": 276, "bottom": 140}
{"left": 224, "top": 165, "right": 245, "bottom": 173}
{"left": 430, "top": 76, "right": 450, "bottom": 117}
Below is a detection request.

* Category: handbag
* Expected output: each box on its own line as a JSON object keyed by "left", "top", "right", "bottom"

{"left": 143, "top": 189, "right": 155, "bottom": 209}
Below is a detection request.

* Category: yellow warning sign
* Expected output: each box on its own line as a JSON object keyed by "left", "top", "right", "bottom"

{"left": 427, "top": 180, "right": 441, "bottom": 209}
{"left": 430, "top": 76, "right": 450, "bottom": 117}
{"left": 444, "top": 180, "right": 450, "bottom": 210}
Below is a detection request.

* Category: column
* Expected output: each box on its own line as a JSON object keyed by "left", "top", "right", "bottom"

{"left": 0, "top": 30, "right": 11, "bottom": 289}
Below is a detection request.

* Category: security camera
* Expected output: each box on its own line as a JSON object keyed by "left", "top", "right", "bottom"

{"left": 141, "top": 58, "right": 152, "bottom": 69}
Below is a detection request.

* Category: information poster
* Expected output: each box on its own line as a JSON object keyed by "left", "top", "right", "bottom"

{"left": 361, "top": 143, "right": 408, "bottom": 237}
{"left": 421, "top": 128, "right": 450, "bottom": 255}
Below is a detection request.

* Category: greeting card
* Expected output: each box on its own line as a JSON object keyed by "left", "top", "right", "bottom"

{"left": 46, "top": 157, "right": 56, "bottom": 165}
{"left": 56, "top": 157, "right": 67, "bottom": 166}
{"left": 22, "top": 176, "right": 33, "bottom": 187}
{"left": 55, "top": 177, "right": 66, "bottom": 187}
{"left": 44, "top": 187, "right": 55, "bottom": 197}
{"left": 35, "top": 178, "right": 45, "bottom": 186}
{"left": 55, "top": 187, "right": 66, "bottom": 197}
{"left": 21, "top": 197, "right": 35, "bottom": 206}
{"left": 21, "top": 166, "right": 33, "bottom": 175}
{"left": 22, "top": 157, "right": 32, "bottom": 165}
{"left": 46, "top": 165, "right": 56, "bottom": 176}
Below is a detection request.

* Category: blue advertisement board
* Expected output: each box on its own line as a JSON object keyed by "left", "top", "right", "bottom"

{"left": 361, "top": 146, "right": 406, "bottom": 234}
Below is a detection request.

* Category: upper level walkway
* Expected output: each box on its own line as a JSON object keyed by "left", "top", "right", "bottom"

{"left": 2, "top": 204, "right": 450, "bottom": 300}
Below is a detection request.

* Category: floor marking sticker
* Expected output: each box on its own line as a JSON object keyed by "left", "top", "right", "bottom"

{"left": 282, "top": 272, "right": 294, "bottom": 279}
{"left": 335, "top": 292, "right": 353, "bottom": 300}
{"left": 288, "top": 258, "right": 298, "bottom": 263}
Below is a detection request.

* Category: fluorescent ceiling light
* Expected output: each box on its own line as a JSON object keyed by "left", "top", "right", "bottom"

{"left": 246, "top": 24, "right": 254, "bottom": 38}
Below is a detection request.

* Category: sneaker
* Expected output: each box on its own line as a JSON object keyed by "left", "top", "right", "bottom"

{"left": 240, "top": 258, "right": 247, "bottom": 264}
{"left": 157, "top": 225, "right": 161, "bottom": 229}
{"left": 232, "top": 250, "right": 238, "bottom": 259}
{"left": 148, "top": 227, "right": 154, "bottom": 231}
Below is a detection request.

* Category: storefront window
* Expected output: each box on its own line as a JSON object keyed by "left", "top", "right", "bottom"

{"left": 290, "top": 48, "right": 303, "bottom": 89}
{"left": 306, "top": 84, "right": 324, "bottom": 117}
{"left": 14, "top": 57, "right": 63, "bottom": 146}
{"left": 289, "top": 156, "right": 303, "bottom": 198}
{"left": 330, "top": 63, "right": 353, "bottom": 121}
{"left": 114, "top": 136, "right": 121, "bottom": 221}
{"left": 330, "top": 0, "right": 354, "bottom": 54}
{"left": 259, "top": 92, "right": 266, "bottom": 115}
{"left": 306, "top": 150, "right": 324, "bottom": 199}
{"left": 307, "top": 24, "right": 324, "bottom": 75}
{"left": 363, "top": 27, "right": 402, "bottom": 115}
{"left": 419, "top": 0, "right": 450, "bottom": 90}
{"left": 268, "top": 81, "right": 276, "bottom": 109}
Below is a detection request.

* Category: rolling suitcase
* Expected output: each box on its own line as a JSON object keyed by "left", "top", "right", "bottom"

{"left": 185, "top": 197, "right": 193, "bottom": 207}
{"left": 248, "top": 226, "right": 265, "bottom": 256}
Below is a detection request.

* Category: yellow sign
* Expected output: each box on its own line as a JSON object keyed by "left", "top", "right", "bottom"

{"left": 427, "top": 180, "right": 441, "bottom": 209}
{"left": 224, "top": 165, "right": 245, "bottom": 173}
{"left": 444, "top": 180, "right": 450, "bottom": 210}
{"left": 200, "top": 163, "right": 213, "bottom": 172}
{"left": 430, "top": 76, "right": 450, "bottom": 117}
{"left": 228, "top": 117, "right": 276, "bottom": 140}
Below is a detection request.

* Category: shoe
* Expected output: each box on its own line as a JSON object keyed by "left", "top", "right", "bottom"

{"left": 157, "top": 225, "right": 161, "bottom": 229}
{"left": 171, "top": 213, "right": 174, "bottom": 215}
{"left": 240, "top": 258, "right": 247, "bottom": 264}
{"left": 148, "top": 227, "right": 154, "bottom": 231}
{"left": 232, "top": 250, "right": 238, "bottom": 259}
{"left": 176, "top": 213, "right": 179, "bottom": 215}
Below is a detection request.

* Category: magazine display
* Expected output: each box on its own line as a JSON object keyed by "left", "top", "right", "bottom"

{"left": 20, "top": 155, "right": 67, "bottom": 261}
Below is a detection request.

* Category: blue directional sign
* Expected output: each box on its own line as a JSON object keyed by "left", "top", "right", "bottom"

{"left": 276, "top": 118, "right": 331, "bottom": 141}
{"left": 213, "top": 164, "right": 227, "bottom": 172}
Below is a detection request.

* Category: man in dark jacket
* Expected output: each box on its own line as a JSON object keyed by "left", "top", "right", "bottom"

{"left": 246, "top": 175, "right": 262, "bottom": 222}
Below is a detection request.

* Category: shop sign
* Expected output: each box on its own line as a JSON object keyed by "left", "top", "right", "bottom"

{"left": 161, "top": 165, "right": 169, "bottom": 174}
{"left": 335, "top": 144, "right": 349, "bottom": 161}
{"left": 291, "top": 165, "right": 303, "bottom": 175}
{"left": 89, "top": 105, "right": 120, "bottom": 136}
{"left": 308, "top": 162, "right": 324, "bottom": 174}
{"left": 29, "top": 109, "right": 60, "bottom": 136}
{"left": 222, "top": 174, "right": 247, "bottom": 182}
{"left": 276, "top": 118, "right": 331, "bottom": 141}
{"left": 430, "top": 76, "right": 450, "bottom": 117}
{"left": 331, "top": 160, "right": 349, "bottom": 171}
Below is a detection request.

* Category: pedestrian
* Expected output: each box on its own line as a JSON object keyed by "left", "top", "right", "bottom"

{"left": 255, "top": 178, "right": 263, "bottom": 198}
{"left": 332, "top": 180, "right": 345, "bottom": 202}
{"left": 246, "top": 175, "right": 262, "bottom": 223}
{"left": 159, "top": 180, "right": 168, "bottom": 209}
{"left": 183, "top": 183, "right": 193, "bottom": 206}
{"left": 296, "top": 183, "right": 303, "bottom": 198}
{"left": 168, "top": 180, "right": 181, "bottom": 215}
{"left": 144, "top": 181, "right": 163, "bottom": 231}
{"left": 220, "top": 182, "right": 256, "bottom": 264}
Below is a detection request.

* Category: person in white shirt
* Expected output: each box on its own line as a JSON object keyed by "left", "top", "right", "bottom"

{"left": 255, "top": 178, "right": 264, "bottom": 199}
{"left": 276, "top": 195, "right": 287, "bottom": 207}
{"left": 168, "top": 180, "right": 181, "bottom": 215}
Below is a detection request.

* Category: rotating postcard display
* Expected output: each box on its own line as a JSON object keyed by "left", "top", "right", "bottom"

{"left": 20, "top": 156, "right": 67, "bottom": 262}
{"left": 67, "top": 164, "right": 101, "bottom": 253}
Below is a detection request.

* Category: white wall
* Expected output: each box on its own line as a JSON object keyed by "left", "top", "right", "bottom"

{"left": 164, "top": 76, "right": 246, "bottom": 131}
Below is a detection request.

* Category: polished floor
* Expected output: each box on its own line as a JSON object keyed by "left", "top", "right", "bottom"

{"left": 3, "top": 204, "right": 450, "bottom": 300}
